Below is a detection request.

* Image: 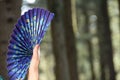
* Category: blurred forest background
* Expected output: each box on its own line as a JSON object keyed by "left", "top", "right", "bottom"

{"left": 0, "top": 0, "right": 120, "bottom": 80}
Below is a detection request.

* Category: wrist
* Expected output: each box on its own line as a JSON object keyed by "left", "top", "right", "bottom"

{"left": 29, "top": 67, "right": 39, "bottom": 72}
{"left": 28, "top": 68, "right": 39, "bottom": 80}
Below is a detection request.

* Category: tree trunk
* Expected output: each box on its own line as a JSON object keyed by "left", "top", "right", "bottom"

{"left": 0, "top": 0, "right": 22, "bottom": 79}
{"left": 87, "top": 40, "right": 95, "bottom": 80}
{"left": 96, "top": 0, "right": 116, "bottom": 80}
{"left": 47, "top": 0, "right": 70, "bottom": 80}
{"left": 82, "top": 10, "right": 95, "bottom": 80}
{"left": 118, "top": 0, "right": 120, "bottom": 31}
{"left": 63, "top": 0, "right": 78, "bottom": 80}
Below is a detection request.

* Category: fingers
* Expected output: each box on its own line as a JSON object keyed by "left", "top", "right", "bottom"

{"left": 29, "top": 44, "right": 40, "bottom": 69}
{"left": 33, "top": 44, "right": 40, "bottom": 60}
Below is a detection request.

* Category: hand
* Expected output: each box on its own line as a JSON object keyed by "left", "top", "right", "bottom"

{"left": 28, "top": 45, "right": 40, "bottom": 80}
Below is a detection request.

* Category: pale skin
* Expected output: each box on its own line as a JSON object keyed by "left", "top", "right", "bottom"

{"left": 28, "top": 45, "right": 40, "bottom": 80}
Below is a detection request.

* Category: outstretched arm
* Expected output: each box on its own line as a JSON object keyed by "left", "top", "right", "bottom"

{"left": 28, "top": 45, "right": 40, "bottom": 80}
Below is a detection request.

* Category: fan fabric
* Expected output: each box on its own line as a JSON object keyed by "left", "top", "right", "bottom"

{"left": 7, "top": 8, "right": 54, "bottom": 80}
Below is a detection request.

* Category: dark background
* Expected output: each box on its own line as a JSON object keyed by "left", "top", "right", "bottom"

{"left": 0, "top": 0, "right": 120, "bottom": 80}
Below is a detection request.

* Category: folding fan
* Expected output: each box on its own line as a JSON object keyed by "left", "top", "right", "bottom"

{"left": 7, "top": 8, "right": 54, "bottom": 80}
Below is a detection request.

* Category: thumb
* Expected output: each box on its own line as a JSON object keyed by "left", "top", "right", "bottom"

{"left": 32, "top": 44, "right": 40, "bottom": 60}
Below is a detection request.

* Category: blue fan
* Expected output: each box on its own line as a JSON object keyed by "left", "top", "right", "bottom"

{"left": 7, "top": 8, "right": 54, "bottom": 80}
